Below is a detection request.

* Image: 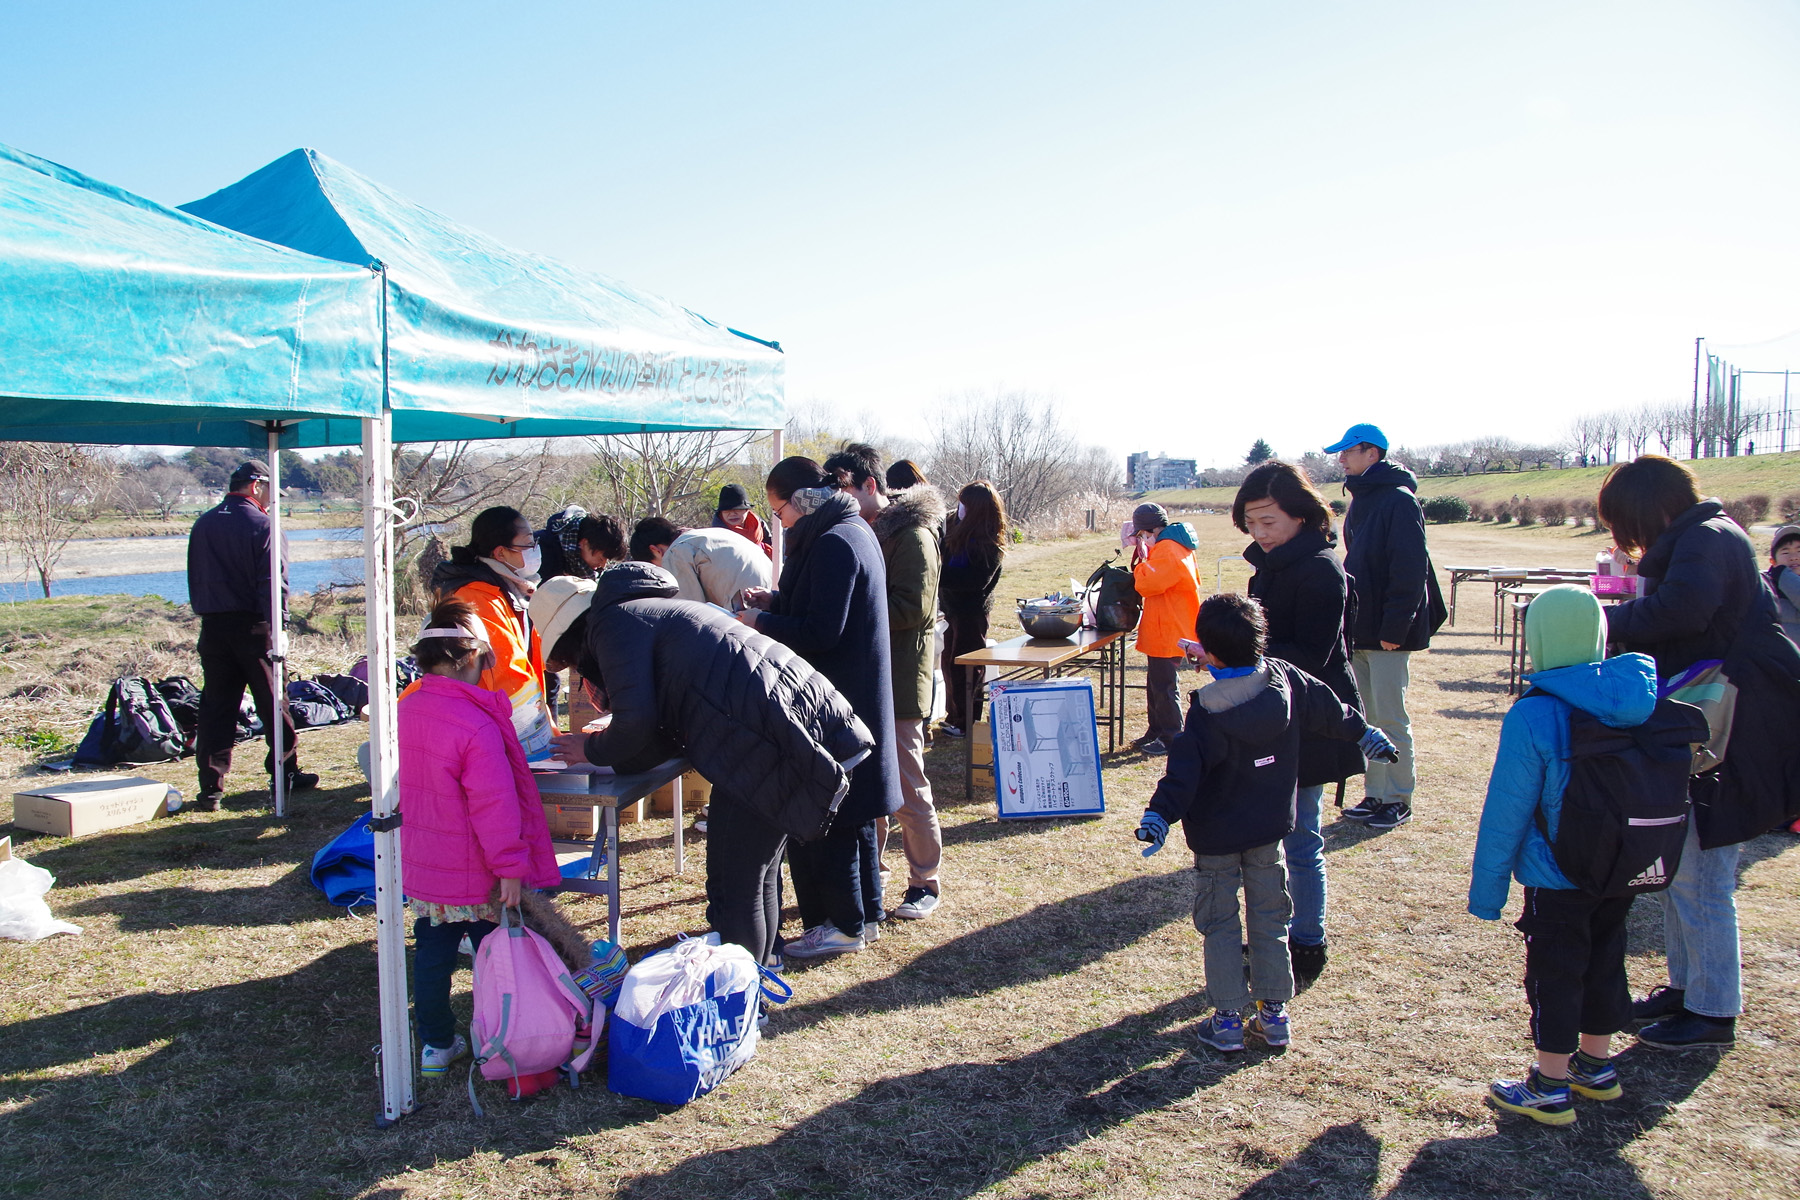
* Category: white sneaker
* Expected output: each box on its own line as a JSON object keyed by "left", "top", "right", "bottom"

{"left": 893, "top": 887, "right": 941, "bottom": 919}
{"left": 781, "top": 923, "right": 866, "bottom": 959}
{"left": 420, "top": 1034, "right": 468, "bottom": 1076}
{"left": 864, "top": 920, "right": 882, "bottom": 944}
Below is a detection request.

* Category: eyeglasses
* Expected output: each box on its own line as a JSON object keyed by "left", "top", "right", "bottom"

{"left": 507, "top": 540, "right": 536, "bottom": 552}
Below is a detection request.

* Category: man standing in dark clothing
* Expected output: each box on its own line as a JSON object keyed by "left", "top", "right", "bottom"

{"left": 187, "top": 459, "right": 315, "bottom": 811}
{"left": 1322, "top": 423, "right": 1444, "bottom": 831}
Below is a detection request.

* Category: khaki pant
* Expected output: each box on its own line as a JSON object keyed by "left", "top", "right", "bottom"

{"left": 1351, "top": 649, "right": 1415, "bottom": 804}
{"left": 882, "top": 717, "right": 942, "bottom": 892}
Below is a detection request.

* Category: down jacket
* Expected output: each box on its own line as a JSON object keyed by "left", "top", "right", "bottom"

{"left": 1132, "top": 522, "right": 1202, "bottom": 659}
{"left": 1146, "top": 659, "right": 1369, "bottom": 857}
{"left": 430, "top": 552, "right": 549, "bottom": 750}
{"left": 398, "top": 674, "right": 559, "bottom": 906}
{"left": 1341, "top": 461, "right": 1446, "bottom": 651}
{"left": 1244, "top": 527, "right": 1366, "bottom": 788}
{"left": 871, "top": 484, "right": 946, "bottom": 721}
{"left": 753, "top": 491, "right": 903, "bottom": 825}
{"left": 1605, "top": 500, "right": 1800, "bottom": 847}
{"left": 576, "top": 562, "right": 876, "bottom": 841}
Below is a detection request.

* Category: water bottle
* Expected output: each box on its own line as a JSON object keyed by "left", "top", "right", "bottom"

{"left": 163, "top": 786, "right": 183, "bottom": 815}
{"left": 1595, "top": 549, "right": 1613, "bottom": 577}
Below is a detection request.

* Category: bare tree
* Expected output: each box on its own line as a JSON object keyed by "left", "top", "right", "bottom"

{"left": 589, "top": 430, "right": 763, "bottom": 527}
{"left": 926, "top": 390, "right": 1085, "bottom": 528}
{"left": 0, "top": 443, "right": 117, "bottom": 598}
{"left": 393, "top": 440, "right": 557, "bottom": 560}
{"left": 1296, "top": 450, "right": 1345, "bottom": 484}
{"left": 1566, "top": 413, "right": 1605, "bottom": 467}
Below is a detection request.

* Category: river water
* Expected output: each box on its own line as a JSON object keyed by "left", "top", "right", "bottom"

{"left": 0, "top": 526, "right": 367, "bottom": 605}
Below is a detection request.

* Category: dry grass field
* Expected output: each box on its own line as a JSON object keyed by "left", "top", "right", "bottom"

{"left": 2, "top": 517, "right": 1796, "bottom": 1199}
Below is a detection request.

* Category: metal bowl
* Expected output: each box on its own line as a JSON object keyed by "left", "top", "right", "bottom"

{"left": 1018, "top": 600, "right": 1082, "bottom": 640}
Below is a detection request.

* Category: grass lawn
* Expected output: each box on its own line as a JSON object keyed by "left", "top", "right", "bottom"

{"left": 2, "top": 522, "right": 1796, "bottom": 1199}
{"left": 1146, "top": 451, "right": 1800, "bottom": 513}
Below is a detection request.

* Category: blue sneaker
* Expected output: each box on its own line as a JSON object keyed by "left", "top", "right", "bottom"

{"left": 1490, "top": 1068, "right": 1576, "bottom": 1126}
{"left": 1249, "top": 1000, "right": 1291, "bottom": 1047}
{"left": 1196, "top": 1009, "right": 1245, "bottom": 1052}
{"left": 1566, "top": 1051, "right": 1622, "bottom": 1101}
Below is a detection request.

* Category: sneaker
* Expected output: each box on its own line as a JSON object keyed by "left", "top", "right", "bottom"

{"left": 1290, "top": 940, "right": 1328, "bottom": 986}
{"left": 939, "top": 723, "right": 966, "bottom": 739}
{"left": 893, "top": 887, "right": 941, "bottom": 920}
{"left": 1140, "top": 738, "right": 1169, "bottom": 757}
{"left": 284, "top": 771, "right": 320, "bottom": 793}
{"left": 1637, "top": 1012, "right": 1735, "bottom": 1050}
{"left": 1566, "top": 1051, "right": 1622, "bottom": 1101}
{"left": 1130, "top": 732, "right": 1160, "bottom": 750}
{"left": 1365, "top": 802, "right": 1412, "bottom": 830}
{"left": 863, "top": 920, "right": 882, "bottom": 944}
{"left": 1489, "top": 1068, "right": 1576, "bottom": 1126}
{"left": 781, "top": 923, "right": 866, "bottom": 959}
{"left": 1632, "top": 985, "right": 1686, "bottom": 1023}
{"left": 420, "top": 1034, "right": 469, "bottom": 1076}
{"left": 1341, "top": 796, "right": 1383, "bottom": 822}
{"left": 193, "top": 792, "right": 223, "bottom": 813}
{"left": 1196, "top": 1009, "right": 1246, "bottom": 1052}
{"left": 1248, "top": 1000, "right": 1291, "bottom": 1047}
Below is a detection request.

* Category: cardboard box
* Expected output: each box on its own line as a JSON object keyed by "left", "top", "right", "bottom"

{"left": 542, "top": 802, "right": 600, "bottom": 840}
{"left": 650, "top": 769, "right": 711, "bottom": 815}
{"left": 13, "top": 776, "right": 171, "bottom": 838}
{"left": 970, "top": 721, "right": 993, "bottom": 766}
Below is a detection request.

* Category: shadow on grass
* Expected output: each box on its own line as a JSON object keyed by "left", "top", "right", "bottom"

{"left": 1228, "top": 1045, "right": 1720, "bottom": 1200}
{"left": 1435, "top": 708, "right": 1506, "bottom": 721}
{"left": 617, "top": 994, "right": 1246, "bottom": 1200}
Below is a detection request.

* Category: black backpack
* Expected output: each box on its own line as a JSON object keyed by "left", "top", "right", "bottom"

{"left": 74, "top": 677, "right": 187, "bottom": 766}
{"left": 155, "top": 676, "right": 203, "bottom": 751}
{"left": 1529, "top": 689, "right": 1710, "bottom": 897}
{"left": 1086, "top": 552, "right": 1141, "bottom": 633}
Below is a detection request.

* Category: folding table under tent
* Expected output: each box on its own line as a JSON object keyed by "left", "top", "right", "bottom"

{"left": 2, "top": 142, "right": 786, "bottom": 1125}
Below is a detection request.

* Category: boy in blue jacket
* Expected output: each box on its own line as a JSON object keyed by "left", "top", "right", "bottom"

{"left": 1136, "top": 594, "right": 1395, "bottom": 1052}
{"left": 1469, "top": 585, "right": 1659, "bottom": 1126}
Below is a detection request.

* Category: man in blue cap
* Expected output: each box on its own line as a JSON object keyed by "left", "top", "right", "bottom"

{"left": 1321, "top": 424, "right": 1445, "bottom": 829}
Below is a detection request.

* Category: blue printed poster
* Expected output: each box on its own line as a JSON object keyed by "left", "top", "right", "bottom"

{"left": 987, "top": 678, "right": 1105, "bottom": 819}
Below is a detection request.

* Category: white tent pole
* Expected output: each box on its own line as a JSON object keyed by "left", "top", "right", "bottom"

{"left": 266, "top": 425, "right": 288, "bottom": 818}
{"left": 770, "top": 428, "right": 784, "bottom": 577}
{"left": 364, "top": 409, "right": 413, "bottom": 1125}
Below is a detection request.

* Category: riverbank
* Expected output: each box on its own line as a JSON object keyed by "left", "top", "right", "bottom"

{"left": 0, "top": 528, "right": 363, "bottom": 589}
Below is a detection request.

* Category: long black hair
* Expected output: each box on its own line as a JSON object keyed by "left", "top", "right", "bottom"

{"left": 453, "top": 505, "right": 526, "bottom": 564}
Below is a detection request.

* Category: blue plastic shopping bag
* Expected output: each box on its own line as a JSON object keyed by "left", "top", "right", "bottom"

{"left": 607, "top": 935, "right": 791, "bottom": 1105}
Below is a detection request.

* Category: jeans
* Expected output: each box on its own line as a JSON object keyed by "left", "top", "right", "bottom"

{"left": 787, "top": 817, "right": 879, "bottom": 937}
{"left": 1656, "top": 821, "right": 1743, "bottom": 1018}
{"left": 1351, "top": 650, "right": 1414, "bottom": 804}
{"left": 412, "top": 916, "right": 496, "bottom": 1050}
{"left": 1192, "top": 841, "right": 1293, "bottom": 1013}
{"left": 890, "top": 718, "right": 943, "bottom": 891}
{"left": 705, "top": 790, "right": 788, "bottom": 967}
{"left": 1517, "top": 887, "right": 1634, "bottom": 1053}
{"left": 1145, "top": 655, "right": 1184, "bottom": 743}
{"left": 1284, "top": 785, "right": 1327, "bottom": 946}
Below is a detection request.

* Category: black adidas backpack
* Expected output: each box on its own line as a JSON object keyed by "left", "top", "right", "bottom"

{"left": 1529, "top": 689, "right": 1711, "bottom": 897}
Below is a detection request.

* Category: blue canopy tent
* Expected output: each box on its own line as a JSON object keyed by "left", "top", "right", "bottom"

{"left": 2, "top": 142, "right": 786, "bottom": 1124}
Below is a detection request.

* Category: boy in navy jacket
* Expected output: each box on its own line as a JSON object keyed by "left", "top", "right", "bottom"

{"left": 1136, "top": 594, "right": 1394, "bottom": 1052}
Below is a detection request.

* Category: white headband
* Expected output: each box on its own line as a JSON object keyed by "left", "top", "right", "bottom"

{"left": 416, "top": 623, "right": 489, "bottom": 646}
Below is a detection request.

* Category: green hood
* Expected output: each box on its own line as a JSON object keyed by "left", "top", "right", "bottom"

{"left": 1155, "top": 522, "right": 1197, "bottom": 552}
{"left": 1525, "top": 584, "right": 1604, "bottom": 673}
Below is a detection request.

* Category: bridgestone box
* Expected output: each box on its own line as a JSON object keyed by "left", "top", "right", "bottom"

{"left": 12, "top": 776, "right": 171, "bottom": 837}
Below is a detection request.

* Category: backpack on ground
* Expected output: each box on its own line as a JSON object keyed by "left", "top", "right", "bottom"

{"left": 315, "top": 672, "right": 369, "bottom": 715}
{"left": 73, "top": 677, "right": 187, "bottom": 767}
{"left": 467, "top": 907, "right": 603, "bottom": 1114}
{"left": 1085, "top": 552, "right": 1141, "bottom": 633}
{"left": 287, "top": 678, "right": 353, "bottom": 728}
{"left": 154, "top": 677, "right": 202, "bottom": 750}
{"left": 1528, "top": 688, "right": 1710, "bottom": 897}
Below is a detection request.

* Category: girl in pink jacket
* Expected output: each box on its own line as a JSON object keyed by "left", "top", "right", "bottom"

{"left": 400, "top": 598, "right": 559, "bottom": 1077}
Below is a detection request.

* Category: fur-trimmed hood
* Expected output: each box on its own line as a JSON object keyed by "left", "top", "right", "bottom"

{"left": 871, "top": 484, "right": 946, "bottom": 549}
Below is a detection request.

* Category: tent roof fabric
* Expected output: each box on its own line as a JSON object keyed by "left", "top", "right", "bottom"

{"left": 0, "top": 143, "right": 381, "bottom": 444}
{"left": 183, "top": 150, "right": 785, "bottom": 440}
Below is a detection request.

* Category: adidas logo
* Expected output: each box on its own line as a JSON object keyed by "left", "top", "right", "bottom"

{"left": 1628, "top": 857, "right": 1668, "bottom": 888}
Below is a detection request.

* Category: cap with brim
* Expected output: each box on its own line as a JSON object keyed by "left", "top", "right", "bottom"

{"left": 1323, "top": 423, "right": 1389, "bottom": 454}
{"left": 1132, "top": 503, "right": 1168, "bottom": 532}
{"left": 529, "top": 576, "right": 597, "bottom": 655}
{"left": 230, "top": 458, "right": 272, "bottom": 486}
{"left": 1772, "top": 525, "right": 1800, "bottom": 553}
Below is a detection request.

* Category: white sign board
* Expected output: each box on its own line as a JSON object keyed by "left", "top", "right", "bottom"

{"left": 988, "top": 678, "right": 1105, "bottom": 819}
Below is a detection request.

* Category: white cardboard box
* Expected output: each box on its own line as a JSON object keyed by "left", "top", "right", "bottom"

{"left": 12, "top": 775, "right": 171, "bottom": 837}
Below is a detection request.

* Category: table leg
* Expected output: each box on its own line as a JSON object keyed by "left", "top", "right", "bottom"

{"left": 605, "top": 803, "right": 621, "bottom": 946}
{"left": 1449, "top": 575, "right": 1459, "bottom": 626}
{"left": 672, "top": 774, "right": 685, "bottom": 876}
{"left": 964, "top": 669, "right": 976, "bottom": 801}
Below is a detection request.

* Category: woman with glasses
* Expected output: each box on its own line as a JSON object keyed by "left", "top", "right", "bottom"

{"left": 429, "top": 505, "right": 556, "bottom": 758}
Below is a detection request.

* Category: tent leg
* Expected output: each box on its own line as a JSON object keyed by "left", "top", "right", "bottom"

{"left": 364, "top": 413, "right": 414, "bottom": 1126}
{"left": 267, "top": 426, "right": 287, "bottom": 819}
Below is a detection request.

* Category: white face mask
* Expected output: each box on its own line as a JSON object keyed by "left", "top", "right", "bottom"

{"left": 956, "top": 502, "right": 967, "bottom": 521}
{"left": 519, "top": 545, "right": 543, "bottom": 578}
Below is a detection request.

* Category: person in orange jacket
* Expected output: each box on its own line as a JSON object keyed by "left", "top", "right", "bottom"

{"left": 1131, "top": 503, "right": 1202, "bottom": 755}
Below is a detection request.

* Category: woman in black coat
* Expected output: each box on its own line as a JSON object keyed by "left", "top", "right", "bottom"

{"left": 1599, "top": 456, "right": 1800, "bottom": 1049}
{"left": 739, "top": 456, "right": 902, "bottom": 958}
{"left": 938, "top": 480, "right": 1008, "bottom": 736}
{"left": 1234, "top": 462, "right": 1365, "bottom": 984}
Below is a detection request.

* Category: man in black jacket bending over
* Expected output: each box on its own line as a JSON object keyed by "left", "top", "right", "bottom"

{"left": 187, "top": 460, "right": 316, "bottom": 811}
{"left": 1324, "top": 423, "right": 1445, "bottom": 831}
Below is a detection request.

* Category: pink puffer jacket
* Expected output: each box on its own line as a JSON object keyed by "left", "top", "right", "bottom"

{"left": 399, "top": 674, "right": 559, "bottom": 905}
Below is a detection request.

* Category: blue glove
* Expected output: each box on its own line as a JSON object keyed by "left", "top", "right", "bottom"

{"left": 1359, "top": 726, "right": 1399, "bottom": 764}
{"left": 1135, "top": 811, "right": 1169, "bottom": 857}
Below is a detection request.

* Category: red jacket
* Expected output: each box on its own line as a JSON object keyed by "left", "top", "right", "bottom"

{"left": 714, "top": 509, "right": 774, "bottom": 559}
{"left": 398, "top": 674, "right": 558, "bottom": 905}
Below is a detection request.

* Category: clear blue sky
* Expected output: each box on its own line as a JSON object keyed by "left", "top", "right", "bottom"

{"left": 6, "top": 1, "right": 1797, "bottom": 466}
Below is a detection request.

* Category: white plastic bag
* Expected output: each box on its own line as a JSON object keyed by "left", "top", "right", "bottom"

{"left": 0, "top": 857, "right": 82, "bottom": 941}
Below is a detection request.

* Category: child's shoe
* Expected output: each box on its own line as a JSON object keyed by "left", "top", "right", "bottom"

{"left": 1196, "top": 1009, "right": 1246, "bottom": 1052}
{"left": 1248, "top": 999, "right": 1291, "bottom": 1047}
{"left": 1489, "top": 1068, "right": 1576, "bottom": 1126}
{"left": 420, "top": 1034, "right": 469, "bottom": 1077}
{"left": 1566, "top": 1051, "right": 1622, "bottom": 1101}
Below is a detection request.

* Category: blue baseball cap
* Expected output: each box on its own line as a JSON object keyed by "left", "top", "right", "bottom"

{"left": 1323, "top": 423, "right": 1389, "bottom": 454}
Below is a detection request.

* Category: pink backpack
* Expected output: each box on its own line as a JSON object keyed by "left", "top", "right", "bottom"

{"left": 466, "top": 909, "right": 602, "bottom": 1113}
